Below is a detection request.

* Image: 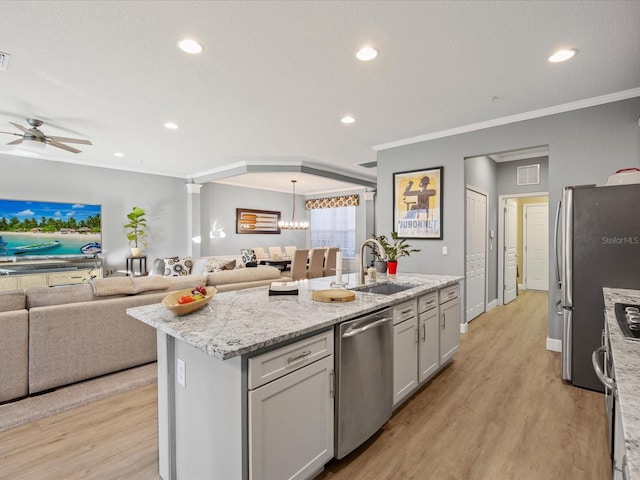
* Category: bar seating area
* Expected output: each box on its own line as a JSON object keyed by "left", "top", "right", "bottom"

{"left": 253, "top": 246, "right": 341, "bottom": 281}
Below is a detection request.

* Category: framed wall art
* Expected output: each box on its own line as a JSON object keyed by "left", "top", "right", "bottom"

{"left": 236, "top": 208, "right": 281, "bottom": 234}
{"left": 393, "top": 167, "right": 443, "bottom": 239}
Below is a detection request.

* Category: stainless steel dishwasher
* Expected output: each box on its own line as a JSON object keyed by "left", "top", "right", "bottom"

{"left": 335, "top": 307, "right": 393, "bottom": 459}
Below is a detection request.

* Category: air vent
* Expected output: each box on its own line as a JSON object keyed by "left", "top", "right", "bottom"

{"left": 358, "top": 161, "right": 377, "bottom": 169}
{"left": 0, "top": 52, "right": 10, "bottom": 71}
{"left": 517, "top": 164, "right": 540, "bottom": 186}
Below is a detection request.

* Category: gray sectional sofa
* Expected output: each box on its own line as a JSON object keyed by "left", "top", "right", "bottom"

{"left": 0, "top": 260, "right": 291, "bottom": 405}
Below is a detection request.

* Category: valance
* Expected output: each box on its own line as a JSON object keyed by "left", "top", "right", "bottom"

{"left": 305, "top": 194, "right": 360, "bottom": 210}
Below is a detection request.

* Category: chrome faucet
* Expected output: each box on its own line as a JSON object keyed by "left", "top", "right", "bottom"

{"left": 359, "top": 238, "right": 387, "bottom": 284}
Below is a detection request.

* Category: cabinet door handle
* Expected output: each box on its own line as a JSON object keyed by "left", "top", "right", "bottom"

{"left": 441, "top": 313, "right": 446, "bottom": 329}
{"left": 421, "top": 323, "right": 426, "bottom": 342}
{"left": 287, "top": 350, "right": 311, "bottom": 365}
{"left": 329, "top": 369, "right": 335, "bottom": 399}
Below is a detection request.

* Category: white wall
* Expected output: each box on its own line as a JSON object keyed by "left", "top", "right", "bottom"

{"left": 200, "top": 182, "right": 308, "bottom": 256}
{"left": 377, "top": 97, "right": 640, "bottom": 339}
{"left": 0, "top": 154, "right": 188, "bottom": 272}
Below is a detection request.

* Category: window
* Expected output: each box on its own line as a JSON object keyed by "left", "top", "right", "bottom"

{"left": 310, "top": 206, "right": 356, "bottom": 257}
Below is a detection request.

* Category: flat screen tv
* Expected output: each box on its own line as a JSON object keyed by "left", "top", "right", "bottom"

{"left": 0, "top": 198, "right": 102, "bottom": 259}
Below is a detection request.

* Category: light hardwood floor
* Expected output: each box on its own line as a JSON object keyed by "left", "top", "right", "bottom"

{"left": 0, "top": 290, "right": 610, "bottom": 479}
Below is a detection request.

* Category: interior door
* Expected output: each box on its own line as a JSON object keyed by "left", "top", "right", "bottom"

{"left": 503, "top": 199, "right": 518, "bottom": 304}
{"left": 465, "top": 188, "right": 486, "bottom": 322}
{"left": 524, "top": 203, "right": 549, "bottom": 291}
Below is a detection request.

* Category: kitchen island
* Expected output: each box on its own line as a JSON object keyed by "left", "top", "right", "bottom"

{"left": 603, "top": 287, "right": 640, "bottom": 480}
{"left": 128, "top": 273, "right": 462, "bottom": 480}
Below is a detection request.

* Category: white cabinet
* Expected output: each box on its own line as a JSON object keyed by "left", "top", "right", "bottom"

{"left": 439, "top": 284, "right": 461, "bottom": 364}
{"left": 392, "top": 300, "right": 418, "bottom": 406}
{"left": 418, "top": 292, "right": 439, "bottom": 383}
{"left": 248, "top": 331, "right": 334, "bottom": 480}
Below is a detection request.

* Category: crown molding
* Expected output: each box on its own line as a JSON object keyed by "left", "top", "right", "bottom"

{"left": 373, "top": 88, "right": 640, "bottom": 151}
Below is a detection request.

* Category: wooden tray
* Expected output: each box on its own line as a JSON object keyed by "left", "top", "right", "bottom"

{"left": 311, "top": 289, "right": 355, "bottom": 303}
{"left": 162, "top": 286, "right": 217, "bottom": 315}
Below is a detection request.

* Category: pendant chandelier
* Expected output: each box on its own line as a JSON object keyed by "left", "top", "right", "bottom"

{"left": 279, "top": 180, "right": 309, "bottom": 230}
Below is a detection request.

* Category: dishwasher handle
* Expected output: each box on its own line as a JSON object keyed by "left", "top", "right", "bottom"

{"left": 342, "top": 317, "right": 393, "bottom": 338}
{"left": 591, "top": 346, "right": 614, "bottom": 391}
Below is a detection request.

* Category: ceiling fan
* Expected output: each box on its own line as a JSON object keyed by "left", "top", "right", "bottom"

{"left": 0, "top": 117, "right": 92, "bottom": 154}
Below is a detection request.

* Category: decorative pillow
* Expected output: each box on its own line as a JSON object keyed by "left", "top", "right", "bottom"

{"left": 164, "top": 256, "right": 193, "bottom": 277}
{"left": 206, "top": 258, "right": 236, "bottom": 272}
{"left": 149, "top": 258, "right": 165, "bottom": 276}
{"left": 240, "top": 249, "right": 257, "bottom": 267}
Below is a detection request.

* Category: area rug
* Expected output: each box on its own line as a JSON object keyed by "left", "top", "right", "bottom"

{"left": 0, "top": 362, "right": 157, "bottom": 432}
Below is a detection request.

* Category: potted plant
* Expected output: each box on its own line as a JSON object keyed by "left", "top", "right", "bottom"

{"left": 124, "top": 206, "right": 148, "bottom": 256}
{"left": 373, "top": 231, "right": 420, "bottom": 274}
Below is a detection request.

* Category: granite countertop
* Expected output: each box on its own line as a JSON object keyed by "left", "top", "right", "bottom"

{"left": 127, "top": 273, "right": 462, "bottom": 360}
{"left": 603, "top": 287, "right": 640, "bottom": 479}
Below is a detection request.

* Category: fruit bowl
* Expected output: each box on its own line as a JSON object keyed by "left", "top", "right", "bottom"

{"left": 162, "top": 286, "right": 217, "bottom": 316}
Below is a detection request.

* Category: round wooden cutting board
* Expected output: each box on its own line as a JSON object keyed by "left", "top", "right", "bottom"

{"left": 311, "top": 289, "right": 356, "bottom": 303}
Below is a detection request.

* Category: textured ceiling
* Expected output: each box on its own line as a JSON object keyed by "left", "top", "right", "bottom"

{"left": 1, "top": 1, "right": 639, "bottom": 194}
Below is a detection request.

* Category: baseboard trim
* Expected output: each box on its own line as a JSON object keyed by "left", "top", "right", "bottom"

{"left": 518, "top": 283, "right": 525, "bottom": 291}
{"left": 460, "top": 322, "right": 469, "bottom": 334}
{"left": 546, "top": 337, "right": 562, "bottom": 352}
{"left": 486, "top": 299, "right": 497, "bottom": 311}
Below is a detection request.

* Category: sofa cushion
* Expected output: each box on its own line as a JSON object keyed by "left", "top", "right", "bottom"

{"left": 165, "top": 274, "right": 207, "bottom": 291}
{"left": 149, "top": 258, "right": 165, "bottom": 275}
{"left": 0, "top": 288, "right": 26, "bottom": 312}
{"left": 26, "top": 284, "right": 95, "bottom": 308}
{"left": 206, "top": 265, "right": 281, "bottom": 286}
{"left": 90, "top": 276, "right": 136, "bottom": 297}
{"left": 164, "top": 256, "right": 193, "bottom": 276}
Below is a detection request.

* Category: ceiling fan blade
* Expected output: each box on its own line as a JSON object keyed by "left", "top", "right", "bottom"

{"left": 9, "top": 122, "right": 30, "bottom": 134}
{"left": 47, "top": 139, "right": 81, "bottom": 154}
{"left": 0, "top": 130, "right": 23, "bottom": 137}
{"left": 6, "top": 138, "right": 23, "bottom": 146}
{"left": 48, "top": 135, "right": 92, "bottom": 145}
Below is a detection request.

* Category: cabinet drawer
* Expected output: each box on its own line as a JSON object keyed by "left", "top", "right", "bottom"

{"left": 249, "top": 330, "right": 334, "bottom": 390}
{"left": 418, "top": 292, "right": 437, "bottom": 313}
{"left": 393, "top": 300, "right": 417, "bottom": 325}
{"left": 439, "top": 284, "right": 459, "bottom": 304}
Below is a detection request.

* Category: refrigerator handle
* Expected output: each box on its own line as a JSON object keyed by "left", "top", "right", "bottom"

{"left": 553, "top": 199, "right": 562, "bottom": 288}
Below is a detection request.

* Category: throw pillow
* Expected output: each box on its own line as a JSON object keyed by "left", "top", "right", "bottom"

{"left": 164, "top": 256, "right": 193, "bottom": 277}
{"left": 240, "top": 249, "right": 257, "bottom": 266}
{"left": 206, "top": 258, "right": 236, "bottom": 273}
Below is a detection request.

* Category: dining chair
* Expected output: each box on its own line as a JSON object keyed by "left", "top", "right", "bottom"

{"left": 284, "top": 246, "right": 296, "bottom": 258}
{"left": 268, "top": 246, "right": 283, "bottom": 259}
{"left": 323, "top": 247, "right": 338, "bottom": 277}
{"left": 307, "top": 248, "right": 325, "bottom": 279}
{"left": 290, "top": 248, "right": 309, "bottom": 281}
{"left": 251, "top": 247, "right": 267, "bottom": 260}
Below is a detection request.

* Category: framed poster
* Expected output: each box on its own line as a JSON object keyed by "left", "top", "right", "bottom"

{"left": 236, "top": 208, "right": 281, "bottom": 234}
{"left": 393, "top": 167, "right": 443, "bottom": 239}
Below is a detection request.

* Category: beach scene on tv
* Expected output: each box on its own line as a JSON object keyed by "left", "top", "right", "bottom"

{"left": 0, "top": 199, "right": 102, "bottom": 258}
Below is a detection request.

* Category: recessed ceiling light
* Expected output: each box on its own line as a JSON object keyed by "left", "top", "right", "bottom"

{"left": 356, "top": 46, "right": 378, "bottom": 61}
{"left": 548, "top": 49, "right": 577, "bottom": 63}
{"left": 164, "top": 122, "right": 179, "bottom": 129}
{"left": 341, "top": 115, "right": 355, "bottom": 124}
{"left": 178, "top": 39, "right": 203, "bottom": 54}
{"left": 114, "top": 152, "right": 125, "bottom": 157}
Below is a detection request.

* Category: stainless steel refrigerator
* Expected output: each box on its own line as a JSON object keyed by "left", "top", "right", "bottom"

{"left": 556, "top": 183, "right": 640, "bottom": 392}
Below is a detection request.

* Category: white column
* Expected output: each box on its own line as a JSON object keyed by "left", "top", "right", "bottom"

{"left": 186, "top": 183, "right": 203, "bottom": 258}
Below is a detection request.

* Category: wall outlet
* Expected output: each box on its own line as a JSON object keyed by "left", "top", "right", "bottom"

{"left": 177, "top": 358, "right": 186, "bottom": 387}
{"left": 442, "top": 246, "right": 448, "bottom": 255}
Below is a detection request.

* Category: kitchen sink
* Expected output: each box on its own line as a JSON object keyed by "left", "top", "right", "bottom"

{"left": 350, "top": 282, "right": 417, "bottom": 295}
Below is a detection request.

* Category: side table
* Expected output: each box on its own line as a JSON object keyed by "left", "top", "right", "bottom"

{"left": 126, "top": 255, "right": 148, "bottom": 277}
